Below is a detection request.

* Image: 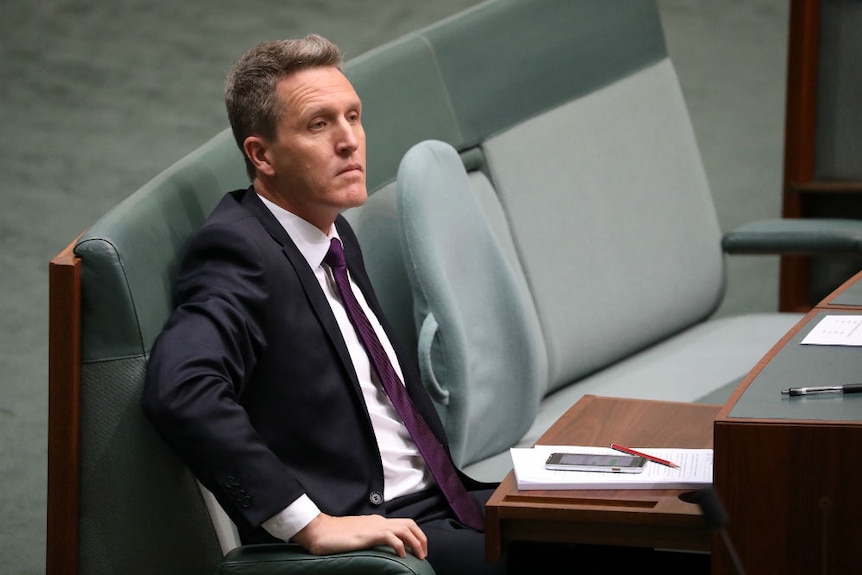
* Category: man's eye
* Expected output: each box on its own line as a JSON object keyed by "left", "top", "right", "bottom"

{"left": 310, "top": 121, "right": 325, "bottom": 130}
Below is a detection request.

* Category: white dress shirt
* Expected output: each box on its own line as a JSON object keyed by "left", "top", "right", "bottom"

{"left": 257, "top": 196, "right": 432, "bottom": 542}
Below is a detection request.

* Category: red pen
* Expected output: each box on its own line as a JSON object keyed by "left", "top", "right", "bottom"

{"left": 610, "top": 443, "right": 679, "bottom": 469}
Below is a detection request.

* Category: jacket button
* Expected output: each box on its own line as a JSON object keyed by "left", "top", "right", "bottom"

{"left": 369, "top": 491, "right": 383, "bottom": 505}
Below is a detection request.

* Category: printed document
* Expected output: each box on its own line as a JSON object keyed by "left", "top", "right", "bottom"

{"left": 801, "top": 315, "right": 862, "bottom": 346}
{"left": 511, "top": 445, "right": 713, "bottom": 490}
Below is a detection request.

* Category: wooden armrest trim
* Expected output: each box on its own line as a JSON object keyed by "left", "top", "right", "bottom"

{"left": 47, "top": 239, "right": 82, "bottom": 575}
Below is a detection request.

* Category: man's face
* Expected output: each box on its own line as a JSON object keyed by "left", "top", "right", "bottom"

{"left": 252, "top": 66, "right": 367, "bottom": 231}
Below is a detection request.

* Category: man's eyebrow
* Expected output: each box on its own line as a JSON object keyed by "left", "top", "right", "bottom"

{"left": 303, "top": 100, "right": 362, "bottom": 119}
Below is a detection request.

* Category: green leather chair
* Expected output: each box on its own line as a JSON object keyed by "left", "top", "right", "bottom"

{"left": 46, "top": 129, "right": 434, "bottom": 575}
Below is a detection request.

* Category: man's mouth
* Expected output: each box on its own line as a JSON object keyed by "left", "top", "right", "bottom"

{"left": 338, "top": 164, "right": 363, "bottom": 176}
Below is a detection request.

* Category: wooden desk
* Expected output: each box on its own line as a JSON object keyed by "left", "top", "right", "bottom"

{"left": 485, "top": 395, "right": 721, "bottom": 561}
{"left": 713, "top": 269, "right": 862, "bottom": 575}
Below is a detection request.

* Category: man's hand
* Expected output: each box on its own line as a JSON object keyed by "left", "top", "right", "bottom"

{"left": 292, "top": 513, "right": 429, "bottom": 560}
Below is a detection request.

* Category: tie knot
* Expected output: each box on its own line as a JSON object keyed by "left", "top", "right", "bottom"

{"left": 324, "top": 238, "right": 347, "bottom": 270}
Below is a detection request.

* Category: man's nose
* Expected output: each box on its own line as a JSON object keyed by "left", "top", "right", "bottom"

{"left": 335, "top": 120, "right": 360, "bottom": 154}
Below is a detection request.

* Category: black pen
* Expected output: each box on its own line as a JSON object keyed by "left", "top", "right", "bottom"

{"left": 781, "top": 383, "right": 862, "bottom": 396}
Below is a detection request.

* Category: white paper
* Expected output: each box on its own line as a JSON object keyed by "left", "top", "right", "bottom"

{"left": 511, "top": 445, "right": 713, "bottom": 490}
{"left": 801, "top": 315, "right": 862, "bottom": 346}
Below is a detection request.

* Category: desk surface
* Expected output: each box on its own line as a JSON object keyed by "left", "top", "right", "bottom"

{"left": 484, "top": 395, "right": 720, "bottom": 561}
{"left": 724, "top": 269, "right": 862, "bottom": 422}
{"left": 727, "top": 311, "right": 862, "bottom": 421}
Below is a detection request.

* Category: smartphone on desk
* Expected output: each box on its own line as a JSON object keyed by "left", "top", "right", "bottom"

{"left": 544, "top": 452, "right": 647, "bottom": 473}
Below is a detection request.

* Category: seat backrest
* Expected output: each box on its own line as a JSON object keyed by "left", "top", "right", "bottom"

{"left": 48, "top": 130, "right": 248, "bottom": 575}
{"left": 482, "top": 57, "right": 725, "bottom": 392}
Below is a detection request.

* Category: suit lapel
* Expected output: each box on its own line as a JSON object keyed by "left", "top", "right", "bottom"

{"left": 240, "top": 190, "right": 361, "bottom": 392}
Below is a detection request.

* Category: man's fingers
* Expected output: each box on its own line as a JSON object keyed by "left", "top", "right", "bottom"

{"left": 403, "top": 520, "right": 428, "bottom": 558}
{"left": 383, "top": 532, "right": 408, "bottom": 557}
{"left": 397, "top": 521, "right": 428, "bottom": 559}
{"left": 376, "top": 518, "right": 427, "bottom": 559}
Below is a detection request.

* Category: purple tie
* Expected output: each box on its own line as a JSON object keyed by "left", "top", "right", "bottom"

{"left": 324, "top": 238, "right": 484, "bottom": 531}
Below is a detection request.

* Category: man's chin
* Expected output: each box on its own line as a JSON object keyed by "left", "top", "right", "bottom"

{"left": 341, "top": 186, "right": 368, "bottom": 209}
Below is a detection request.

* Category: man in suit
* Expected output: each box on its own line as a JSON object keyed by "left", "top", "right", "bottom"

{"left": 142, "top": 34, "right": 505, "bottom": 575}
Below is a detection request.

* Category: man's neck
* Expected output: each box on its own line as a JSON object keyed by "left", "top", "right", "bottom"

{"left": 252, "top": 181, "right": 334, "bottom": 235}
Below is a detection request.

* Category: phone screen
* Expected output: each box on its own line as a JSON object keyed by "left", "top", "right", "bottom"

{"left": 544, "top": 452, "right": 647, "bottom": 473}
{"left": 554, "top": 453, "right": 642, "bottom": 467}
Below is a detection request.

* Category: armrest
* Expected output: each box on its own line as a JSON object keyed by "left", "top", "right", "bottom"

{"left": 217, "top": 544, "right": 436, "bottom": 575}
{"left": 722, "top": 218, "right": 862, "bottom": 255}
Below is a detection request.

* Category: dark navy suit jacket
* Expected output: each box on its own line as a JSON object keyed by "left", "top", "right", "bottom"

{"left": 142, "top": 187, "right": 470, "bottom": 543}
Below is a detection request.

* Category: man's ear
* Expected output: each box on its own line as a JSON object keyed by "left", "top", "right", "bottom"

{"left": 244, "top": 136, "right": 276, "bottom": 177}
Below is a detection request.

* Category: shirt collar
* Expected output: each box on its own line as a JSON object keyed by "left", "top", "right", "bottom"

{"left": 256, "top": 193, "right": 339, "bottom": 270}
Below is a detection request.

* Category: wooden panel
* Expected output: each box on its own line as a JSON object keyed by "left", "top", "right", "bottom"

{"left": 714, "top": 420, "right": 862, "bottom": 574}
{"left": 779, "top": 0, "right": 821, "bottom": 311}
{"left": 46, "top": 240, "right": 82, "bottom": 575}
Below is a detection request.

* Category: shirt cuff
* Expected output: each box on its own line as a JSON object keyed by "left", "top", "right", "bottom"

{"left": 261, "top": 494, "right": 321, "bottom": 542}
